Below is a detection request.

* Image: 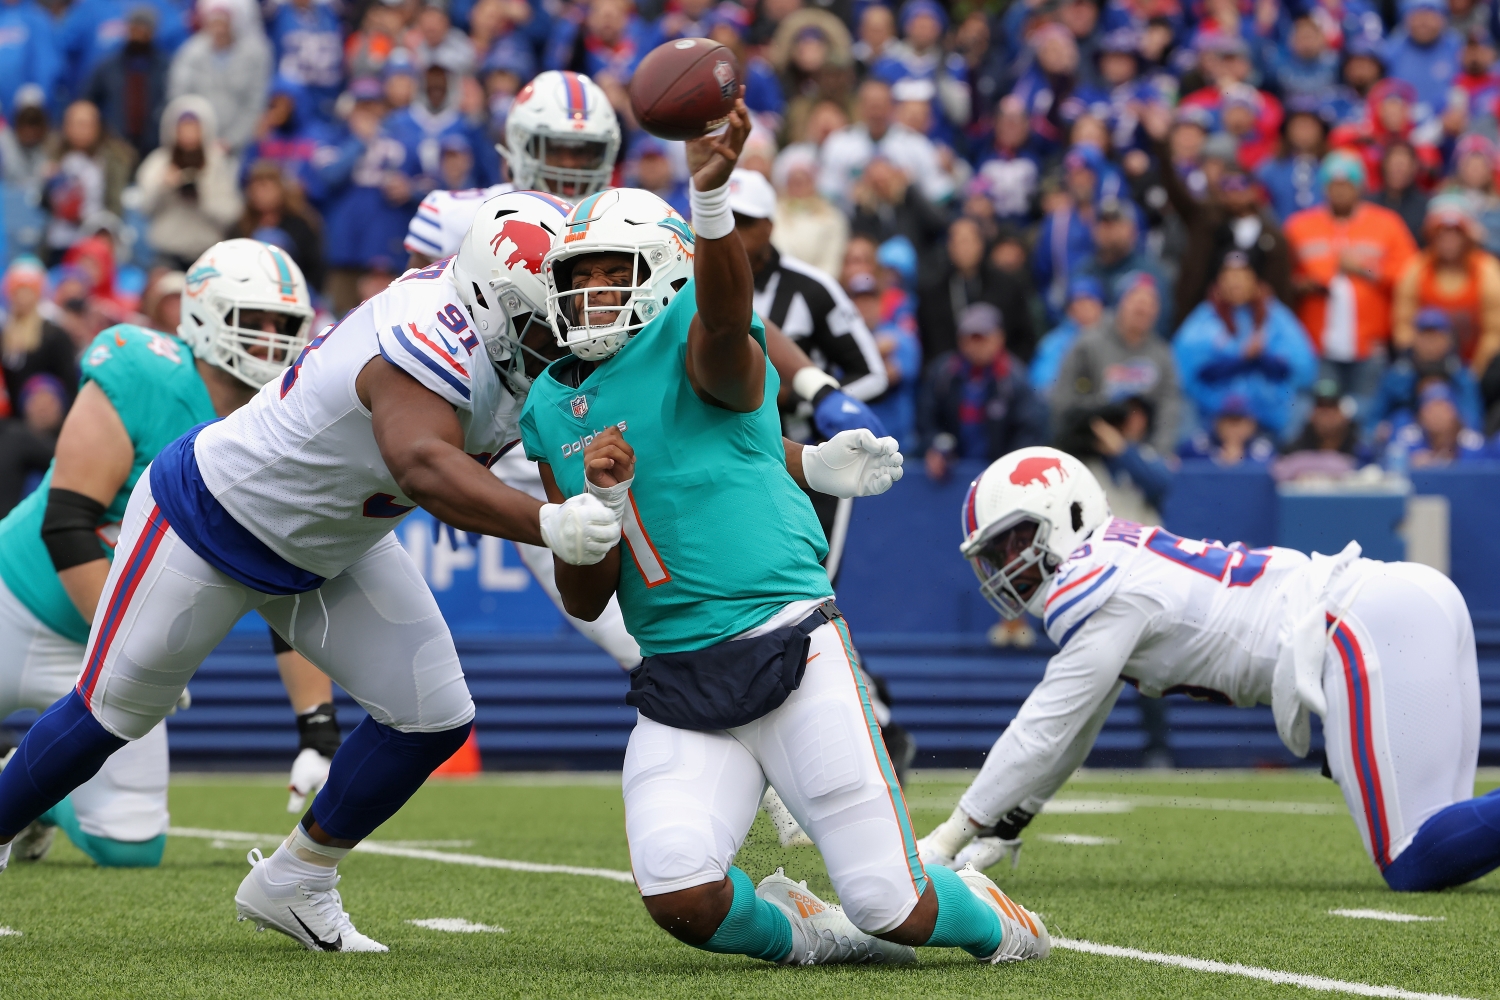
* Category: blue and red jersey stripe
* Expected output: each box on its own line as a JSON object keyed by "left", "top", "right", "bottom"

{"left": 1330, "top": 616, "right": 1393, "bottom": 868}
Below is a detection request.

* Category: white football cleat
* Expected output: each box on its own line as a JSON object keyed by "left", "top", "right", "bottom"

{"left": 954, "top": 835, "right": 1023, "bottom": 872}
{"left": 235, "top": 848, "right": 388, "bottom": 953}
{"left": 955, "top": 864, "right": 1050, "bottom": 963}
{"left": 11, "top": 821, "right": 57, "bottom": 862}
{"left": 761, "top": 787, "right": 814, "bottom": 848}
{"left": 755, "top": 868, "right": 915, "bottom": 966}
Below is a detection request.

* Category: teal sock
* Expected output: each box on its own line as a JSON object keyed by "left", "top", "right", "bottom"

{"left": 924, "top": 864, "right": 1003, "bottom": 958}
{"left": 699, "top": 867, "right": 794, "bottom": 963}
{"left": 44, "top": 796, "right": 166, "bottom": 869}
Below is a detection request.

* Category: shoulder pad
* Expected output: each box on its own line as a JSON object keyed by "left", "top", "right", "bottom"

{"left": 372, "top": 276, "right": 482, "bottom": 408}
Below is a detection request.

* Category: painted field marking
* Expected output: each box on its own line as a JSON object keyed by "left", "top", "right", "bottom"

{"left": 1038, "top": 834, "right": 1119, "bottom": 845}
{"left": 168, "top": 827, "right": 637, "bottom": 884}
{"left": 1329, "top": 910, "right": 1445, "bottom": 923}
{"left": 1052, "top": 937, "right": 1473, "bottom": 1000}
{"left": 168, "top": 827, "right": 1464, "bottom": 998}
{"left": 407, "top": 918, "right": 505, "bottom": 933}
{"left": 910, "top": 795, "right": 1344, "bottom": 816}
{"left": 1039, "top": 799, "right": 1137, "bottom": 814}
{"left": 0, "top": 927, "right": 22, "bottom": 937}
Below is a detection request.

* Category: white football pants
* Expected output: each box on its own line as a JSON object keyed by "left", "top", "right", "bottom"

{"left": 1321, "top": 560, "right": 1480, "bottom": 870}
{"left": 77, "top": 474, "right": 474, "bottom": 743}
{"left": 492, "top": 450, "right": 641, "bottom": 669}
{"left": 0, "top": 573, "right": 169, "bottom": 842}
{"left": 622, "top": 602, "right": 927, "bottom": 934}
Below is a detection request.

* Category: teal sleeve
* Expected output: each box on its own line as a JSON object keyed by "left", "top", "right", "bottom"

{"left": 519, "top": 397, "right": 546, "bottom": 464}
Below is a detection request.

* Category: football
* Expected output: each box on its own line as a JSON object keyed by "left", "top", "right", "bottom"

{"left": 629, "top": 38, "right": 741, "bottom": 141}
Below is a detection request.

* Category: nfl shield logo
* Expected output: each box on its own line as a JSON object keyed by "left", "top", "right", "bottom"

{"left": 571, "top": 395, "right": 589, "bottom": 418}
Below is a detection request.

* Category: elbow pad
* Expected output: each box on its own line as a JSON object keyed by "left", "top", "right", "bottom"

{"left": 41, "top": 488, "right": 108, "bottom": 572}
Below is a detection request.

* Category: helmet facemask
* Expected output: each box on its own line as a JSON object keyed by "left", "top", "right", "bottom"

{"left": 206, "top": 301, "right": 312, "bottom": 388}
{"left": 548, "top": 250, "right": 659, "bottom": 361}
{"left": 963, "top": 513, "right": 1060, "bottom": 620}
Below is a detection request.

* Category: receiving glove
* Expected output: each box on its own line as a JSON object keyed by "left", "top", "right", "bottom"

{"left": 286, "top": 747, "right": 333, "bottom": 813}
{"left": 287, "top": 702, "right": 340, "bottom": 812}
{"left": 794, "top": 366, "right": 889, "bottom": 438}
{"left": 540, "top": 493, "right": 622, "bottom": 566}
{"left": 801, "top": 429, "right": 904, "bottom": 499}
{"left": 955, "top": 835, "right": 1024, "bottom": 871}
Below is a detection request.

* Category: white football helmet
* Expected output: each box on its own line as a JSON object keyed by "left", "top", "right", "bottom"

{"left": 500, "top": 70, "right": 621, "bottom": 199}
{"left": 179, "top": 239, "right": 314, "bottom": 388}
{"left": 543, "top": 188, "right": 696, "bottom": 361}
{"left": 450, "top": 189, "right": 574, "bottom": 396}
{"left": 961, "top": 447, "right": 1110, "bottom": 619}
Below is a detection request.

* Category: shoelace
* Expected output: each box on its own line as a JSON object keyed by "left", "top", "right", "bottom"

{"left": 246, "top": 848, "right": 348, "bottom": 940}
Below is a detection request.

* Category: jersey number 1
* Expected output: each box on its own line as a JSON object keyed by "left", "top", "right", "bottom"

{"left": 621, "top": 492, "right": 670, "bottom": 588}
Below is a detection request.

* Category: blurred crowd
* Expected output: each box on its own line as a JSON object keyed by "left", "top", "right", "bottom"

{"left": 0, "top": 0, "right": 1499, "bottom": 525}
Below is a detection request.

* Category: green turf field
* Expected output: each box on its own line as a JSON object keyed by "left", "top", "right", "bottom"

{"left": 1, "top": 769, "right": 1495, "bottom": 999}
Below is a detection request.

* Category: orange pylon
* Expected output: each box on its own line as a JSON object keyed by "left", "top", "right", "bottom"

{"left": 432, "top": 725, "right": 481, "bottom": 776}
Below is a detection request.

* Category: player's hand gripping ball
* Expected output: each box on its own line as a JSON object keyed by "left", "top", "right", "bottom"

{"left": 629, "top": 38, "right": 742, "bottom": 141}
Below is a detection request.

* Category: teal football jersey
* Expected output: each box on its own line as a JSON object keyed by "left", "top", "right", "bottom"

{"left": 520, "top": 283, "right": 830, "bottom": 655}
{"left": 0, "top": 326, "right": 217, "bottom": 643}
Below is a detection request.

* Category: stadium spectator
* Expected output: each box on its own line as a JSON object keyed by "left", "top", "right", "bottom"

{"left": 1383, "top": 0, "right": 1462, "bottom": 118}
{"left": 0, "top": 403, "right": 53, "bottom": 518}
{"left": 847, "top": 155, "right": 947, "bottom": 254}
{"left": 1391, "top": 195, "right": 1500, "bottom": 375}
{"left": 1384, "top": 380, "right": 1493, "bottom": 468}
{"left": 135, "top": 96, "right": 243, "bottom": 270}
{"left": 0, "top": 0, "right": 58, "bottom": 120}
{"left": 1369, "top": 141, "right": 1431, "bottom": 246}
{"left": 1254, "top": 97, "right": 1328, "bottom": 224}
{"left": 1263, "top": 15, "right": 1340, "bottom": 100}
{"left": 918, "top": 302, "right": 1047, "bottom": 481}
{"left": 1442, "top": 134, "right": 1500, "bottom": 258}
{"left": 918, "top": 215, "right": 1034, "bottom": 365}
{"left": 770, "top": 143, "right": 847, "bottom": 278}
{"left": 1371, "top": 307, "right": 1485, "bottom": 436}
{"left": 229, "top": 160, "right": 324, "bottom": 291}
{"left": 702, "top": 5, "right": 783, "bottom": 122}
{"left": 1275, "top": 378, "right": 1373, "bottom": 482}
{"left": 768, "top": 11, "right": 855, "bottom": 143}
{"left": 0, "top": 256, "right": 77, "bottom": 410}
{"left": 849, "top": 271, "right": 920, "bottom": 452}
{"left": 869, "top": 0, "right": 970, "bottom": 136}
{"left": 167, "top": 0, "right": 272, "bottom": 156}
{"left": 1078, "top": 196, "right": 1171, "bottom": 335}
{"left": 243, "top": 78, "right": 339, "bottom": 201}
{"left": 1031, "top": 275, "right": 1105, "bottom": 395}
{"left": 1051, "top": 271, "right": 1181, "bottom": 455}
{"left": 139, "top": 269, "right": 185, "bottom": 334}
{"left": 819, "top": 78, "right": 952, "bottom": 213}
{"left": 1174, "top": 250, "right": 1318, "bottom": 439}
{"left": 41, "top": 101, "right": 135, "bottom": 268}
{"left": 0, "top": 87, "right": 51, "bottom": 214}
{"left": 84, "top": 5, "right": 171, "bottom": 163}
{"left": 970, "top": 95, "right": 1040, "bottom": 226}
{"left": 1177, "top": 394, "right": 1278, "bottom": 467}
{"left": 1080, "top": 393, "right": 1175, "bottom": 527}
{"left": 549, "top": 0, "right": 661, "bottom": 81}
{"left": 412, "top": 0, "right": 476, "bottom": 77}
{"left": 1284, "top": 151, "right": 1418, "bottom": 402}
{"left": 346, "top": 0, "right": 404, "bottom": 82}
{"left": 266, "top": 0, "right": 344, "bottom": 119}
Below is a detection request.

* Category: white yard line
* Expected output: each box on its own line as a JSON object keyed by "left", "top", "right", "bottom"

{"left": 0, "top": 927, "right": 22, "bottom": 937}
{"left": 1052, "top": 938, "right": 1473, "bottom": 1000}
{"left": 165, "top": 826, "right": 1462, "bottom": 998}
{"left": 1038, "top": 834, "right": 1119, "bottom": 845}
{"left": 1329, "top": 910, "right": 1445, "bottom": 923}
{"left": 167, "top": 826, "right": 637, "bottom": 884}
{"left": 906, "top": 794, "right": 1343, "bottom": 815}
{"left": 407, "top": 918, "right": 505, "bottom": 933}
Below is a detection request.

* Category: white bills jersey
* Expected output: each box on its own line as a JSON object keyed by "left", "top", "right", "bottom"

{"left": 404, "top": 184, "right": 513, "bottom": 260}
{"left": 194, "top": 257, "right": 521, "bottom": 580}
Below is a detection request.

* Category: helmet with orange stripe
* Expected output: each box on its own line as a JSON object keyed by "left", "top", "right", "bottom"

{"left": 961, "top": 447, "right": 1109, "bottom": 619}
{"left": 178, "top": 238, "right": 314, "bottom": 389}
{"left": 500, "top": 70, "right": 621, "bottom": 199}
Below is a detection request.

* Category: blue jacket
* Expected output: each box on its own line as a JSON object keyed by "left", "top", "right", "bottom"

{"left": 1369, "top": 354, "right": 1484, "bottom": 432}
{"left": 0, "top": 0, "right": 58, "bottom": 117}
{"left": 867, "top": 321, "right": 922, "bottom": 454}
{"left": 1173, "top": 298, "right": 1319, "bottom": 436}
{"left": 267, "top": 2, "right": 344, "bottom": 120}
{"left": 59, "top": 0, "right": 188, "bottom": 101}
{"left": 1261, "top": 48, "right": 1339, "bottom": 100}
{"left": 1030, "top": 318, "right": 1085, "bottom": 393}
{"left": 1255, "top": 154, "right": 1324, "bottom": 223}
{"left": 1383, "top": 421, "right": 1494, "bottom": 469}
{"left": 315, "top": 125, "right": 424, "bottom": 272}
{"left": 242, "top": 78, "right": 340, "bottom": 197}
{"left": 1383, "top": 28, "right": 1462, "bottom": 116}
{"left": 1034, "top": 208, "right": 1099, "bottom": 323}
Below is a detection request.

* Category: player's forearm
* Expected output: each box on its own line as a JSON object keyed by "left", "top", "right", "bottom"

{"left": 553, "top": 549, "right": 621, "bottom": 621}
{"left": 57, "top": 559, "right": 109, "bottom": 622}
{"left": 397, "top": 442, "right": 545, "bottom": 546}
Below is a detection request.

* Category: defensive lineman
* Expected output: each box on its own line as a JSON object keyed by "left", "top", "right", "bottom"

{"left": 0, "top": 240, "right": 322, "bottom": 865}
{"left": 918, "top": 447, "right": 1497, "bottom": 893}
{"left": 521, "top": 97, "right": 1050, "bottom": 966}
{"left": 0, "top": 191, "right": 622, "bottom": 952}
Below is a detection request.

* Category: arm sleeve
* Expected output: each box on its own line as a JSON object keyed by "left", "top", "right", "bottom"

{"left": 955, "top": 595, "right": 1153, "bottom": 825}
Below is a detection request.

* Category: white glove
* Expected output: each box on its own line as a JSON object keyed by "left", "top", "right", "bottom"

{"left": 955, "top": 835, "right": 1024, "bottom": 871}
{"left": 286, "top": 747, "right": 333, "bottom": 813}
{"left": 540, "top": 493, "right": 622, "bottom": 566}
{"left": 801, "top": 429, "right": 904, "bottom": 499}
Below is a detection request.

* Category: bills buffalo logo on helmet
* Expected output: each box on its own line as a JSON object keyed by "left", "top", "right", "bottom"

{"left": 489, "top": 221, "right": 550, "bottom": 275}
{"left": 1010, "top": 455, "right": 1068, "bottom": 488}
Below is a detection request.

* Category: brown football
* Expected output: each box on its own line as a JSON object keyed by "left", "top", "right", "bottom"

{"left": 629, "top": 38, "right": 741, "bottom": 141}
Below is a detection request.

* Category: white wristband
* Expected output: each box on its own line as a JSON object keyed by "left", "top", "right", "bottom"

{"left": 585, "top": 476, "right": 633, "bottom": 515}
{"left": 690, "top": 179, "right": 734, "bottom": 240}
{"left": 792, "top": 366, "right": 839, "bottom": 403}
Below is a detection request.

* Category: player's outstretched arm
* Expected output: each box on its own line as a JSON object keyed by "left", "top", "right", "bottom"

{"left": 683, "top": 95, "right": 764, "bottom": 413}
{"left": 537, "top": 426, "right": 633, "bottom": 621}
{"left": 46, "top": 381, "right": 134, "bottom": 620}
{"left": 361, "top": 356, "right": 547, "bottom": 544}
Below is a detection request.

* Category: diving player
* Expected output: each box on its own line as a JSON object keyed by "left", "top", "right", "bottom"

{"left": 520, "top": 97, "right": 1051, "bottom": 967}
{"left": 0, "top": 239, "right": 324, "bottom": 866}
{"left": 0, "top": 192, "right": 622, "bottom": 953}
{"left": 918, "top": 447, "right": 1495, "bottom": 894}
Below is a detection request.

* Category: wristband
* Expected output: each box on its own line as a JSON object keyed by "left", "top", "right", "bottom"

{"left": 585, "top": 476, "right": 634, "bottom": 516}
{"left": 690, "top": 179, "right": 734, "bottom": 240}
{"left": 792, "top": 366, "right": 840, "bottom": 403}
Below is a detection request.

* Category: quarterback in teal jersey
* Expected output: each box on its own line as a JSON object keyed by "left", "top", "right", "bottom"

{"left": 0, "top": 239, "right": 333, "bottom": 867}
{"left": 518, "top": 96, "right": 1051, "bottom": 968}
